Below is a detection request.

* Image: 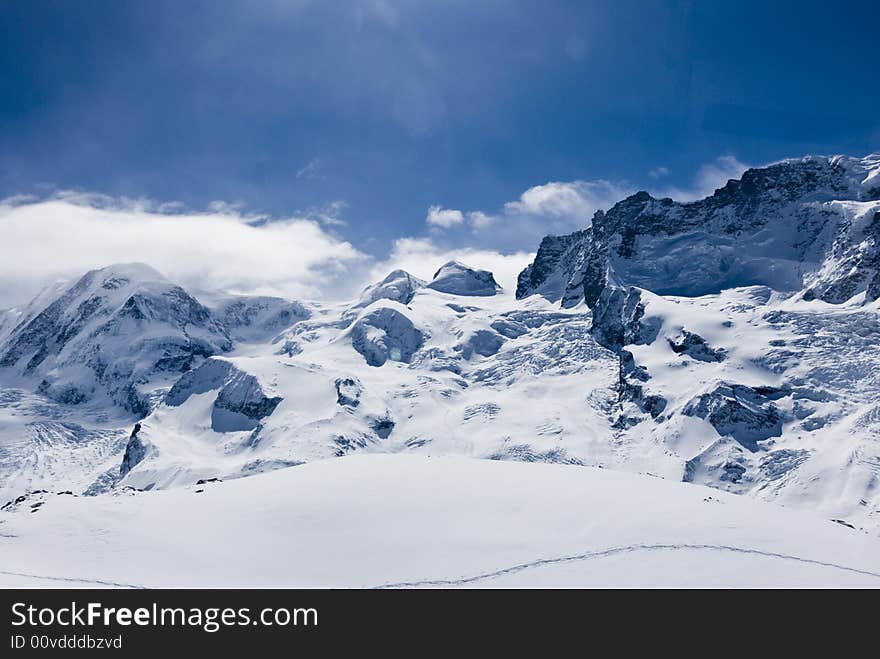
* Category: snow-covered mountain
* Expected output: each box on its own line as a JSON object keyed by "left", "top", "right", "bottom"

{"left": 2, "top": 153, "right": 880, "bottom": 586}
{"left": 0, "top": 263, "right": 232, "bottom": 415}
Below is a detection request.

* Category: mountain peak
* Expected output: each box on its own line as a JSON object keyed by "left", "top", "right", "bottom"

{"left": 0, "top": 264, "right": 230, "bottom": 414}
{"left": 427, "top": 261, "right": 501, "bottom": 297}
{"left": 518, "top": 152, "right": 880, "bottom": 310}
{"left": 355, "top": 269, "right": 426, "bottom": 309}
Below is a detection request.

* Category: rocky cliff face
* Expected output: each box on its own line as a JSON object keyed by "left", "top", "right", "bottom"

{"left": 515, "top": 230, "right": 591, "bottom": 307}
{"left": 517, "top": 154, "right": 880, "bottom": 349}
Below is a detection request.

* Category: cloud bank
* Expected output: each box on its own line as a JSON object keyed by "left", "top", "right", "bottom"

{"left": 420, "top": 180, "right": 634, "bottom": 253}
{"left": 0, "top": 195, "right": 368, "bottom": 308}
{"left": 420, "top": 155, "right": 751, "bottom": 253}
{"left": 0, "top": 155, "right": 749, "bottom": 308}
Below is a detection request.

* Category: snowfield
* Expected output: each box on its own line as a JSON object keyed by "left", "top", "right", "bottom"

{"left": 2, "top": 153, "right": 880, "bottom": 588}
{"left": 2, "top": 454, "right": 879, "bottom": 588}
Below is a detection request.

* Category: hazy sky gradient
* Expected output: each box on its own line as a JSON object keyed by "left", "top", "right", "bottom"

{"left": 1, "top": 0, "right": 878, "bottom": 302}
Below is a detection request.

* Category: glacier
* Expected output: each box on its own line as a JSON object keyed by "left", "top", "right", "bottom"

{"left": 2, "top": 152, "right": 880, "bottom": 587}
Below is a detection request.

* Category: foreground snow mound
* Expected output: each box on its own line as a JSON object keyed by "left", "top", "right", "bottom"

{"left": 0, "top": 263, "right": 231, "bottom": 415}
{"left": 2, "top": 455, "right": 879, "bottom": 588}
{"left": 427, "top": 261, "right": 501, "bottom": 297}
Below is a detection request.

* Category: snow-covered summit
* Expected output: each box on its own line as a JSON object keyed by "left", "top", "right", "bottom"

{"left": 0, "top": 263, "right": 232, "bottom": 414}
{"left": 354, "top": 269, "right": 426, "bottom": 309}
{"left": 518, "top": 153, "right": 880, "bottom": 311}
{"left": 427, "top": 261, "right": 501, "bottom": 296}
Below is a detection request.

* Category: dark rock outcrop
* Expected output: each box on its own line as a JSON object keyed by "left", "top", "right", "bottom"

{"left": 335, "top": 377, "right": 363, "bottom": 408}
{"left": 120, "top": 423, "right": 148, "bottom": 476}
{"left": 616, "top": 350, "right": 667, "bottom": 421}
{"left": 516, "top": 156, "right": 880, "bottom": 340}
{"left": 515, "top": 230, "right": 591, "bottom": 307}
{"left": 667, "top": 329, "right": 727, "bottom": 362}
{"left": 0, "top": 263, "right": 231, "bottom": 415}
{"left": 682, "top": 383, "right": 791, "bottom": 450}
{"left": 166, "top": 358, "right": 282, "bottom": 432}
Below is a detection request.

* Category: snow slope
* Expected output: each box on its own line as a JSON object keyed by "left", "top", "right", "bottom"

{"left": 116, "top": 286, "right": 619, "bottom": 491}
{"left": 2, "top": 153, "right": 880, "bottom": 589}
{"left": 2, "top": 455, "right": 878, "bottom": 588}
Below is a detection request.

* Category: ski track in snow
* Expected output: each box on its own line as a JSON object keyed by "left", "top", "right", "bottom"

{"left": 0, "top": 570, "right": 145, "bottom": 589}
{"left": 3, "top": 545, "right": 880, "bottom": 589}
{"left": 373, "top": 543, "right": 880, "bottom": 588}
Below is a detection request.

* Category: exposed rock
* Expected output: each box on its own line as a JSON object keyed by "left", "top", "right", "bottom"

{"left": 166, "top": 358, "right": 282, "bottom": 432}
{"left": 683, "top": 438, "right": 752, "bottom": 488}
{"left": 616, "top": 350, "right": 666, "bottom": 420}
{"left": 589, "top": 286, "right": 661, "bottom": 351}
{"left": 682, "top": 383, "right": 790, "bottom": 450}
{"left": 803, "top": 209, "right": 880, "bottom": 303}
{"left": 213, "top": 372, "right": 283, "bottom": 432}
{"left": 667, "top": 329, "right": 727, "bottom": 362}
{"left": 335, "top": 377, "right": 363, "bottom": 407}
{"left": 516, "top": 230, "right": 591, "bottom": 306}
{"left": 370, "top": 415, "right": 395, "bottom": 439}
{"left": 212, "top": 295, "right": 310, "bottom": 341}
{"left": 120, "top": 423, "right": 148, "bottom": 476}
{"left": 427, "top": 261, "right": 500, "bottom": 297}
{"left": 516, "top": 154, "right": 880, "bottom": 317}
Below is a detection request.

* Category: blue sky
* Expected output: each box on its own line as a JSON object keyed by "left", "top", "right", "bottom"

{"left": 1, "top": 0, "right": 879, "bottom": 302}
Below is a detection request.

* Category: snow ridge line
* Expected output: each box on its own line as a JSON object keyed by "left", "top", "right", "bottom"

{"left": 0, "top": 570, "right": 145, "bottom": 589}
{"left": 373, "top": 543, "right": 880, "bottom": 588}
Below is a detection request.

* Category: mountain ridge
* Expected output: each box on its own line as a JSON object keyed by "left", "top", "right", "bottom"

{"left": 2, "top": 153, "right": 880, "bottom": 537}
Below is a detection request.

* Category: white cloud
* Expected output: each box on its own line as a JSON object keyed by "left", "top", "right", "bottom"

{"left": 0, "top": 154, "right": 753, "bottom": 309}
{"left": 371, "top": 237, "right": 534, "bottom": 293}
{"left": 422, "top": 179, "right": 633, "bottom": 252}
{"left": 301, "top": 199, "right": 349, "bottom": 227}
{"left": 503, "top": 179, "right": 630, "bottom": 221}
{"left": 295, "top": 158, "right": 323, "bottom": 180}
{"left": 467, "top": 210, "right": 495, "bottom": 230}
{"left": 0, "top": 195, "right": 368, "bottom": 308}
{"left": 654, "top": 155, "right": 749, "bottom": 202}
{"left": 425, "top": 205, "right": 465, "bottom": 228}
{"left": 648, "top": 166, "right": 669, "bottom": 179}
